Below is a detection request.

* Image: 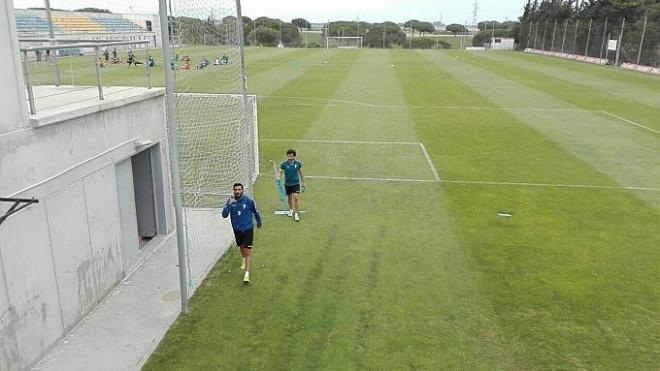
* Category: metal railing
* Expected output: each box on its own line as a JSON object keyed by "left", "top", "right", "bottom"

{"left": 19, "top": 40, "right": 152, "bottom": 115}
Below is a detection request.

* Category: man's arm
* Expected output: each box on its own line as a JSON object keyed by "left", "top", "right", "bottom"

{"left": 252, "top": 200, "right": 263, "bottom": 227}
{"left": 299, "top": 169, "right": 306, "bottom": 191}
{"left": 221, "top": 197, "right": 235, "bottom": 218}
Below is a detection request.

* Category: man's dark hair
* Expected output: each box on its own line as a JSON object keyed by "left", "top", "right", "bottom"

{"left": 286, "top": 149, "right": 296, "bottom": 156}
{"left": 233, "top": 183, "right": 243, "bottom": 189}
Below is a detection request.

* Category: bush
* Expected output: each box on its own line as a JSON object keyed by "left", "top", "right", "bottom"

{"left": 308, "top": 42, "right": 321, "bottom": 48}
{"left": 403, "top": 37, "right": 435, "bottom": 49}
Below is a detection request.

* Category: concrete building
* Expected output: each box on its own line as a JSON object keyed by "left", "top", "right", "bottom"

{"left": 491, "top": 37, "right": 515, "bottom": 50}
{"left": 0, "top": 2, "right": 173, "bottom": 370}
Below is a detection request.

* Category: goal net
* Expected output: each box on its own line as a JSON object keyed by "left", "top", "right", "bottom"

{"left": 326, "top": 36, "right": 363, "bottom": 49}
{"left": 168, "top": 0, "right": 260, "bottom": 295}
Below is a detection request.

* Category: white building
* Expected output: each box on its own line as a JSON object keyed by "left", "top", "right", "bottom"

{"left": 1, "top": 3, "right": 174, "bottom": 370}
{"left": 491, "top": 37, "right": 515, "bottom": 50}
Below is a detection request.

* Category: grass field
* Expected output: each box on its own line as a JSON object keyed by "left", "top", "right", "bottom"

{"left": 33, "top": 48, "right": 660, "bottom": 369}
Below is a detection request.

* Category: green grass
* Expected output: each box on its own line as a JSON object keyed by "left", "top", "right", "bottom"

{"left": 41, "top": 48, "right": 659, "bottom": 369}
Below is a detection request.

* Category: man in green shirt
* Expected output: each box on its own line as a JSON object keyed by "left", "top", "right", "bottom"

{"left": 279, "top": 149, "right": 306, "bottom": 222}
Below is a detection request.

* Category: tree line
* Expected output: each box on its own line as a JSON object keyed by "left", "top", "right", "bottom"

{"left": 520, "top": 0, "right": 660, "bottom": 65}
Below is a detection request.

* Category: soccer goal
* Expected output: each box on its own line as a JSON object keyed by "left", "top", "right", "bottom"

{"left": 326, "top": 36, "right": 363, "bottom": 49}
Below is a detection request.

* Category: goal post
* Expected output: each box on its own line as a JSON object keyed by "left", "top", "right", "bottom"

{"left": 326, "top": 36, "right": 363, "bottom": 49}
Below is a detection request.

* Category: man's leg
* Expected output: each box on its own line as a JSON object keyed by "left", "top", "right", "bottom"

{"left": 241, "top": 246, "right": 252, "bottom": 282}
{"left": 287, "top": 193, "right": 294, "bottom": 217}
{"left": 293, "top": 193, "right": 301, "bottom": 222}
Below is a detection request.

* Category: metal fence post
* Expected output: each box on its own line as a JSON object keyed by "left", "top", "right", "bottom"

{"left": 615, "top": 17, "right": 625, "bottom": 66}
{"left": 145, "top": 43, "right": 152, "bottom": 89}
{"left": 541, "top": 20, "right": 548, "bottom": 50}
{"left": 158, "top": 0, "right": 190, "bottom": 314}
{"left": 533, "top": 22, "right": 539, "bottom": 49}
{"left": 44, "top": 0, "right": 60, "bottom": 86}
{"left": 600, "top": 17, "right": 608, "bottom": 59}
{"left": 636, "top": 14, "right": 648, "bottom": 65}
{"left": 561, "top": 19, "right": 568, "bottom": 53}
{"left": 572, "top": 19, "right": 580, "bottom": 54}
{"left": 22, "top": 50, "right": 36, "bottom": 115}
{"left": 551, "top": 20, "right": 558, "bottom": 51}
{"left": 585, "top": 18, "right": 592, "bottom": 56}
{"left": 94, "top": 46, "right": 104, "bottom": 100}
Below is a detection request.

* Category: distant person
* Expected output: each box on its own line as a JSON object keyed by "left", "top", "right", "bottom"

{"left": 213, "top": 57, "right": 220, "bottom": 65}
{"left": 222, "top": 183, "right": 262, "bottom": 283}
{"left": 112, "top": 47, "right": 117, "bottom": 59}
{"left": 147, "top": 56, "right": 155, "bottom": 67}
{"left": 220, "top": 54, "right": 229, "bottom": 65}
{"left": 278, "top": 149, "right": 305, "bottom": 222}
{"left": 103, "top": 48, "right": 110, "bottom": 62}
{"left": 97, "top": 57, "right": 105, "bottom": 68}
{"left": 127, "top": 50, "right": 135, "bottom": 66}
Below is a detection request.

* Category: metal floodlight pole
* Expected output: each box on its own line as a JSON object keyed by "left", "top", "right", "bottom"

{"left": 600, "top": 17, "right": 608, "bottom": 59}
{"left": 157, "top": 0, "right": 190, "bottom": 314}
{"left": 561, "top": 19, "right": 568, "bottom": 53}
{"left": 550, "top": 19, "right": 557, "bottom": 51}
{"left": 614, "top": 17, "right": 625, "bottom": 66}
{"left": 636, "top": 13, "right": 648, "bottom": 65}
{"left": 584, "top": 18, "right": 592, "bottom": 56}
{"left": 44, "top": 0, "right": 60, "bottom": 86}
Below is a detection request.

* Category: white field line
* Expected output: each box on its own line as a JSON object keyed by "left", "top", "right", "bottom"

{"left": 259, "top": 95, "right": 598, "bottom": 112}
{"left": 261, "top": 138, "right": 420, "bottom": 145}
{"left": 602, "top": 111, "right": 660, "bottom": 135}
{"left": 307, "top": 176, "right": 660, "bottom": 191}
{"left": 419, "top": 143, "right": 441, "bottom": 181}
{"left": 306, "top": 175, "right": 438, "bottom": 183}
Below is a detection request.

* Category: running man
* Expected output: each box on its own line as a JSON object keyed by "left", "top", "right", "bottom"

{"left": 279, "top": 149, "right": 305, "bottom": 222}
{"left": 221, "top": 183, "right": 262, "bottom": 283}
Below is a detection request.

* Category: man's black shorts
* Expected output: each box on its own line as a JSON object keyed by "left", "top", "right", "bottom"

{"left": 285, "top": 184, "right": 300, "bottom": 195}
{"left": 233, "top": 228, "right": 254, "bottom": 248}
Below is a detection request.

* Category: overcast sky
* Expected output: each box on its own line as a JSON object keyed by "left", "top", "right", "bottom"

{"left": 14, "top": 0, "right": 526, "bottom": 24}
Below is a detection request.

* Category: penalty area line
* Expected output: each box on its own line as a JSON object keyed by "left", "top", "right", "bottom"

{"left": 306, "top": 176, "right": 660, "bottom": 191}
{"left": 602, "top": 111, "right": 660, "bottom": 135}
{"left": 261, "top": 138, "right": 420, "bottom": 145}
{"left": 419, "top": 143, "right": 441, "bottom": 181}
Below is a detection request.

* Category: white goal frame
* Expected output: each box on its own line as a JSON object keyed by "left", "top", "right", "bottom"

{"left": 326, "top": 36, "right": 363, "bottom": 50}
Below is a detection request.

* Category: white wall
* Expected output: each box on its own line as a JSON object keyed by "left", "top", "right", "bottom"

{"left": 0, "top": 4, "right": 174, "bottom": 368}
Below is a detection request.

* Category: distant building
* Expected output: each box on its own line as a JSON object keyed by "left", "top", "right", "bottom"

{"left": 491, "top": 37, "right": 515, "bottom": 50}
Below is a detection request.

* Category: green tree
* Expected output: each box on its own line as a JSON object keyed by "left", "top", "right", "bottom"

{"left": 416, "top": 21, "right": 436, "bottom": 35}
{"left": 248, "top": 26, "right": 279, "bottom": 46}
{"left": 446, "top": 23, "right": 467, "bottom": 36}
{"left": 291, "top": 18, "right": 311, "bottom": 29}
{"left": 404, "top": 19, "right": 420, "bottom": 36}
{"left": 364, "top": 24, "right": 406, "bottom": 48}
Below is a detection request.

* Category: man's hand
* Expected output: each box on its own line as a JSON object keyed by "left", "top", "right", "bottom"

{"left": 301, "top": 184, "right": 306, "bottom": 193}
{"left": 228, "top": 196, "right": 237, "bottom": 204}
{"left": 257, "top": 222, "right": 262, "bottom": 229}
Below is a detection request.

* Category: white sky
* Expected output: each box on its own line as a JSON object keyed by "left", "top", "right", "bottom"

{"left": 13, "top": 0, "right": 526, "bottom": 24}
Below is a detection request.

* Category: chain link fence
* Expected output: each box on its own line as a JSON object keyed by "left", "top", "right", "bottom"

{"left": 520, "top": 9, "right": 660, "bottom": 71}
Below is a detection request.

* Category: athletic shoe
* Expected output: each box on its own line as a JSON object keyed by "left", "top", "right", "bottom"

{"left": 287, "top": 209, "right": 293, "bottom": 217}
{"left": 240, "top": 258, "right": 246, "bottom": 270}
{"left": 294, "top": 213, "right": 300, "bottom": 222}
{"left": 243, "top": 271, "right": 250, "bottom": 283}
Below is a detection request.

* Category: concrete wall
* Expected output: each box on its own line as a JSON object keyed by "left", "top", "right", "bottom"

{"left": 0, "top": 3, "right": 174, "bottom": 369}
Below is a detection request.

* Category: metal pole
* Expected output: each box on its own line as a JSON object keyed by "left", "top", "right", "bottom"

{"left": 235, "top": 0, "right": 253, "bottom": 187}
{"left": 541, "top": 20, "right": 548, "bottom": 50}
{"left": 526, "top": 21, "right": 533, "bottom": 49}
{"left": 584, "top": 18, "right": 592, "bottom": 56}
{"left": 44, "top": 0, "right": 60, "bottom": 86}
{"left": 615, "top": 17, "right": 625, "bottom": 66}
{"left": 550, "top": 20, "right": 557, "bottom": 51}
{"left": 145, "top": 43, "right": 152, "bottom": 89}
{"left": 561, "top": 19, "right": 568, "bottom": 53}
{"left": 158, "top": 0, "right": 190, "bottom": 314}
{"left": 636, "top": 14, "right": 648, "bottom": 65}
{"left": 22, "top": 51, "right": 36, "bottom": 115}
{"left": 533, "top": 21, "right": 539, "bottom": 49}
{"left": 572, "top": 19, "right": 580, "bottom": 54}
{"left": 93, "top": 47, "right": 104, "bottom": 100}
{"left": 600, "top": 17, "right": 608, "bottom": 59}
